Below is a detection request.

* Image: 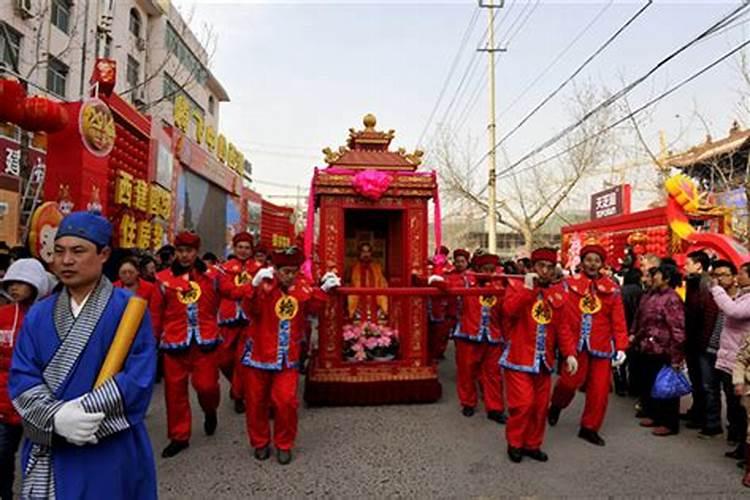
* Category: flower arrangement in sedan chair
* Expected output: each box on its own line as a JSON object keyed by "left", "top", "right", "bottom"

{"left": 343, "top": 321, "right": 399, "bottom": 362}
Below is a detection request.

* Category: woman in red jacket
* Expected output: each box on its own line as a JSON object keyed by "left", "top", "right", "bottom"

{"left": 0, "top": 258, "right": 50, "bottom": 500}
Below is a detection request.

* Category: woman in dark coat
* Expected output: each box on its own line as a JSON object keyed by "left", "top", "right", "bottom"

{"left": 632, "top": 263, "right": 686, "bottom": 436}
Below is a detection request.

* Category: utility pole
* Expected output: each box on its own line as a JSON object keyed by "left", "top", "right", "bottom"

{"left": 478, "top": 1, "right": 505, "bottom": 253}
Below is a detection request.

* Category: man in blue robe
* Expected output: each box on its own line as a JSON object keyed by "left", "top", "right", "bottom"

{"left": 9, "top": 211, "right": 157, "bottom": 499}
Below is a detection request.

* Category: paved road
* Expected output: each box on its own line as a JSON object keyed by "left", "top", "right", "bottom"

{"left": 150, "top": 347, "right": 748, "bottom": 499}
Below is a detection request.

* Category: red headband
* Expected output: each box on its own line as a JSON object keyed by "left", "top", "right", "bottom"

{"left": 580, "top": 244, "right": 607, "bottom": 262}
{"left": 232, "top": 232, "right": 254, "bottom": 246}
{"left": 453, "top": 249, "right": 470, "bottom": 261}
{"left": 531, "top": 247, "right": 557, "bottom": 264}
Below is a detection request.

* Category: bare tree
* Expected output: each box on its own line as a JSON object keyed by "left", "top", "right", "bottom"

{"left": 436, "top": 83, "right": 621, "bottom": 251}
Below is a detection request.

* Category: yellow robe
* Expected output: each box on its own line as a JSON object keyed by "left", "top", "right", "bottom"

{"left": 347, "top": 261, "right": 389, "bottom": 320}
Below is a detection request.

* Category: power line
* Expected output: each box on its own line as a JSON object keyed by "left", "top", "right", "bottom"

{"left": 475, "top": 0, "right": 653, "bottom": 171}
{"left": 504, "top": 0, "right": 540, "bottom": 46}
{"left": 484, "top": 1, "right": 748, "bottom": 181}
{"left": 496, "top": 37, "right": 750, "bottom": 182}
{"left": 498, "top": 0, "right": 614, "bottom": 121}
{"left": 416, "top": 6, "right": 481, "bottom": 149}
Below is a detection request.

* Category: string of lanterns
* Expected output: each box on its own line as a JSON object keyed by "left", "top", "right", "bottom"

{"left": 0, "top": 78, "right": 69, "bottom": 133}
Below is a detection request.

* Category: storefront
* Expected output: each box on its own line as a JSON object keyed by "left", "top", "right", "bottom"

{"left": 171, "top": 129, "right": 242, "bottom": 256}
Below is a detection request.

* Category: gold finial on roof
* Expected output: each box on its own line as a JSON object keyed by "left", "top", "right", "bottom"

{"left": 363, "top": 113, "right": 377, "bottom": 129}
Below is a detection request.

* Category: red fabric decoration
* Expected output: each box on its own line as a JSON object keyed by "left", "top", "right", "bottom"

{"left": 531, "top": 247, "right": 558, "bottom": 264}
{"left": 0, "top": 79, "right": 26, "bottom": 124}
{"left": 232, "top": 232, "right": 254, "bottom": 246}
{"left": 580, "top": 244, "right": 607, "bottom": 262}
{"left": 174, "top": 231, "right": 201, "bottom": 249}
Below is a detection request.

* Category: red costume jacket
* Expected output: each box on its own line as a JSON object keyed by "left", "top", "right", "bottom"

{"left": 564, "top": 274, "right": 628, "bottom": 358}
{"left": 154, "top": 268, "right": 221, "bottom": 350}
{"left": 113, "top": 278, "right": 161, "bottom": 335}
{"left": 217, "top": 258, "right": 259, "bottom": 325}
{"left": 452, "top": 273, "right": 504, "bottom": 344}
{"left": 0, "top": 303, "right": 25, "bottom": 425}
{"left": 500, "top": 282, "right": 576, "bottom": 374}
{"left": 241, "top": 277, "right": 327, "bottom": 371}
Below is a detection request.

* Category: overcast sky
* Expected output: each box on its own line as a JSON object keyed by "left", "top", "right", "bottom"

{"left": 174, "top": 0, "right": 749, "bottom": 210}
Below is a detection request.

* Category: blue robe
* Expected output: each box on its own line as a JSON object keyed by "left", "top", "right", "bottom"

{"left": 9, "top": 278, "right": 157, "bottom": 500}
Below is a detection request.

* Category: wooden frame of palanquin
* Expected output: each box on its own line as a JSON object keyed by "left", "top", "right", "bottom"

{"left": 303, "top": 169, "right": 442, "bottom": 406}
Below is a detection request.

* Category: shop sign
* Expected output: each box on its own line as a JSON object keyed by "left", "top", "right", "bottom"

{"left": 173, "top": 94, "right": 245, "bottom": 175}
{"left": 590, "top": 184, "right": 631, "bottom": 220}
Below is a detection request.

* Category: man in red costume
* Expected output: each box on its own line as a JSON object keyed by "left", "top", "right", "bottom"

{"left": 217, "top": 232, "right": 260, "bottom": 413}
{"left": 501, "top": 247, "right": 578, "bottom": 463}
{"left": 444, "top": 252, "right": 506, "bottom": 423}
{"left": 242, "top": 247, "right": 340, "bottom": 465}
{"left": 154, "top": 231, "right": 222, "bottom": 458}
{"left": 548, "top": 243, "right": 628, "bottom": 446}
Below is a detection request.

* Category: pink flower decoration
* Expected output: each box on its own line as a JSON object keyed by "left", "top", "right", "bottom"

{"left": 365, "top": 337, "right": 379, "bottom": 350}
{"left": 352, "top": 169, "right": 393, "bottom": 201}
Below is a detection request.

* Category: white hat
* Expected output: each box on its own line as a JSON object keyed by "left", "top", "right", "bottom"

{"left": 2, "top": 258, "right": 51, "bottom": 300}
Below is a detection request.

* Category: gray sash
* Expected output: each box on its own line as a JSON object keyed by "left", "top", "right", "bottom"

{"left": 18, "top": 278, "right": 113, "bottom": 500}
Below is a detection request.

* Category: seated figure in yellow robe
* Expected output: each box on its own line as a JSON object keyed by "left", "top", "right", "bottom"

{"left": 347, "top": 242, "right": 388, "bottom": 322}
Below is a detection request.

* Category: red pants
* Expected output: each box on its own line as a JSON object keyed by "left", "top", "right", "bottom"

{"left": 217, "top": 324, "right": 247, "bottom": 400}
{"left": 551, "top": 351, "right": 612, "bottom": 431}
{"left": 163, "top": 346, "right": 220, "bottom": 442}
{"left": 455, "top": 340, "right": 504, "bottom": 412}
{"left": 245, "top": 367, "right": 299, "bottom": 451}
{"left": 428, "top": 319, "right": 454, "bottom": 360}
{"left": 505, "top": 369, "right": 551, "bottom": 450}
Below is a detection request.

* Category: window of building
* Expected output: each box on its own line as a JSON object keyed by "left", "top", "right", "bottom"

{"left": 46, "top": 56, "right": 68, "bottom": 98}
{"left": 51, "top": 0, "right": 71, "bottom": 34}
{"left": 129, "top": 8, "right": 142, "bottom": 37}
{"left": 127, "top": 56, "right": 140, "bottom": 90}
{"left": 163, "top": 73, "right": 204, "bottom": 115}
{"left": 0, "top": 23, "right": 22, "bottom": 70}
{"left": 208, "top": 95, "right": 215, "bottom": 115}
{"left": 165, "top": 23, "right": 208, "bottom": 85}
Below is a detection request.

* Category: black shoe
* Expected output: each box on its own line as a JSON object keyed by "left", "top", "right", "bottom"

{"left": 161, "top": 440, "right": 189, "bottom": 458}
{"left": 204, "top": 412, "right": 218, "bottom": 436}
{"left": 578, "top": 427, "right": 606, "bottom": 446}
{"left": 698, "top": 427, "right": 723, "bottom": 438}
{"left": 726, "top": 445, "right": 745, "bottom": 460}
{"left": 462, "top": 406, "right": 475, "bottom": 417}
{"left": 507, "top": 446, "right": 523, "bottom": 463}
{"left": 685, "top": 420, "right": 703, "bottom": 430}
{"left": 277, "top": 449, "right": 292, "bottom": 465}
{"left": 522, "top": 448, "right": 549, "bottom": 462}
{"left": 254, "top": 446, "right": 270, "bottom": 461}
{"left": 548, "top": 406, "right": 561, "bottom": 426}
{"left": 234, "top": 399, "right": 246, "bottom": 414}
{"left": 738, "top": 459, "right": 746, "bottom": 469}
{"left": 487, "top": 411, "right": 507, "bottom": 424}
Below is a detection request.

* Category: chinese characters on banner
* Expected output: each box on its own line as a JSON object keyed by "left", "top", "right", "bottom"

{"left": 590, "top": 185, "right": 631, "bottom": 220}
{"left": 114, "top": 168, "right": 172, "bottom": 249}
{"left": 173, "top": 94, "right": 245, "bottom": 174}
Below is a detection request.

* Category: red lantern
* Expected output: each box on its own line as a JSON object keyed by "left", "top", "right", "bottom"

{"left": 0, "top": 79, "right": 27, "bottom": 124}
{"left": 18, "top": 97, "right": 69, "bottom": 133}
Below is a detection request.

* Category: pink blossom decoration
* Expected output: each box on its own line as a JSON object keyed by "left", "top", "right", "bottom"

{"left": 352, "top": 169, "right": 393, "bottom": 201}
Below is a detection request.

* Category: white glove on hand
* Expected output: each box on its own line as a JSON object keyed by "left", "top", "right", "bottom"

{"left": 320, "top": 271, "right": 338, "bottom": 282}
{"left": 565, "top": 355, "right": 579, "bottom": 375}
{"left": 523, "top": 272, "right": 538, "bottom": 290}
{"left": 321, "top": 275, "right": 342, "bottom": 293}
{"left": 427, "top": 275, "right": 445, "bottom": 285}
{"left": 612, "top": 350, "right": 627, "bottom": 367}
{"left": 252, "top": 267, "right": 275, "bottom": 287}
{"left": 53, "top": 397, "right": 105, "bottom": 446}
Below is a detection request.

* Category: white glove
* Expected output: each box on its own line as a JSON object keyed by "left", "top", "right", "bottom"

{"left": 524, "top": 272, "right": 538, "bottom": 290}
{"left": 427, "top": 275, "right": 445, "bottom": 285}
{"left": 612, "top": 350, "right": 627, "bottom": 367}
{"left": 53, "top": 397, "right": 105, "bottom": 446}
{"left": 320, "top": 275, "right": 342, "bottom": 293}
{"left": 320, "top": 271, "right": 338, "bottom": 282}
{"left": 565, "top": 355, "right": 579, "bottom": 375}
{"left": 252, "top": 267, "right": 275, "bottom": 287}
